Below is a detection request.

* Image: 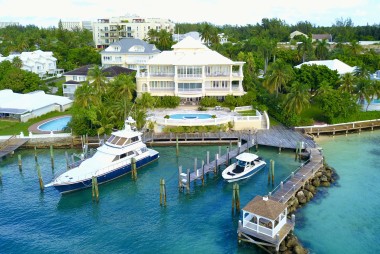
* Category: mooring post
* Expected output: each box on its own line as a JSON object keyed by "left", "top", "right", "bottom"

{"left": 92, "top": 176, "right": 99, "bottom": 202}
{"left": 226, "top": 146, "right": 230, "bottom": 166}
{"left": 34, "top": 146, "right": 38, "bottom": 162}
{"left": 237, "top": 141, "right": 241, "bottom": 155}
{"left": 50, "top": 145, "right": 54, "bottom": 170}
{"left": 160, "top": 178, "right": 167, "bottom": 206}
{"left": 194, "top": 157, "right": 198, "bottom": 177}
{"left": 248, "top": 130, "right": 251, "bottom": 152}
{"left": 218, "top": 146, "right": 221, "bottom": 157}
{"left": 186, "top": 168, "right": 190, "bottom": 193}
{"left": 206, "top": 151, "right": 210, "bottom": 165}
{"left": 291, "top": 214, "right": 296, "bottom": 224}
{"left": 214, "top": 154, "right": 218, "bottom": 174}
{"left": 235, "top": 183, "right": 240, "bottom": 212}
{"left": 295, "top": 142, "right": 299, "bottom": 161}
{"left": 131, "top": 157, "right": 137, "bottom": 180}
{"left": 271, "top": 160, "right": 275, "bottom": 185}
{"left": 176, "top": 135, "right": 179, "bottom": 156}
{"left": 268, "top": 161, "right": 271, "bottom": 185}
{"left": 201, "top": 160, "right": 205, "bottom": 186}
{"left": 178, "top": 165, "right": 183, "bottom": 190}
{"left": 65, "top": 151, "right": 69, "bottom": 170}
{"left": 232, "top": 183, "right": 236, "bottom": 214}
{"left": 0, "top": 171, "right": 2, "bottom": 185}
{"left": 280, "top": 181, "right": 283, "bottom": 190}
{"left": 18, "top": 154, "right": 22, "bottom": 171}
{"left": 36, "top": 163, "right": 44, "bottom": 191}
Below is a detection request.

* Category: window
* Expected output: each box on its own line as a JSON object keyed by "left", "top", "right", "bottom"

{"left": 177, "top": 66, "right": 202, "bottom": 77}
{"left": 178, "top": 83, "right": 202, "bottom": 91}
{"left": 131, "top": 136, "right": 139, "bottom": 142}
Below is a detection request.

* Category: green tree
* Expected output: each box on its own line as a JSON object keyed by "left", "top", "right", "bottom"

{"left": 73, "top": 82, "right": 100, "bottom": 108}
{"left": 87, "top": 65, "right": 107, "bottom": 94}
{"left": 263, "top": 59, "right": 294, "bottom": 97}
{"left": 338, "top": 73, "right": 356, "bottom": 94}
{"left": 314, "top": 39, "right": 329, "bottom": 60}
{"left": 11, "top": 56, "right": 23, "bottom": 68}
{"left": 110, "top": 74, "right": 136, "bottom": 100}
{"left": 283, "top": 82, "right": 310, "bottom": 114}
{"left": 157, "top": 30, "right": 173, "bottom": 50}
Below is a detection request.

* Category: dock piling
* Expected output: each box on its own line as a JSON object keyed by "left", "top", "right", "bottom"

{"left": 131, "top": 157, "right": 137, "bottom": 180}
{"left": 91, "top": 176, "right": 99, "bottom": 202}
{"left": 186, "top": 168, "right": 190, "bottom": 193}
{"left": 178, "top": 166, "right": 183, "bottom": 190}
{"left": 176, "top": 135, "right": 179, "bottom": 156}
{"left": 226, "top": 147, "right": 230, "bottom": 166}
{"left": 271, "top": 160, "right": 275, "bottom": 185}
{"left": 218, "top": 146, "right": 221, "bottom": 157}
{"left": 159, "top": 178, "right": 167, "bottom": 206}
{"left": 18, "top": 154, "right": 22, "bottom": 171}
{"left": 206, "top": 151, "right": 209, "bottom": 164}
{"left": 36, "top": 163, "right": 44, "bottom": 191}
{"left": 50, "top": 145, "right": 54, "bottom": 170}
{"left": 34, "top": 146, "right": 38, "bottom": 162}
{"left": 194, "top": 157, "right": 197, "bottom": 176}
{"left": 232, "top": 183, "right": 240, "bottom": 214}
{"left": 201, "top": 160, "right": 205, "bottom": 186}
{"left": 65, "top": 151, "right": 69, "bottom": 170}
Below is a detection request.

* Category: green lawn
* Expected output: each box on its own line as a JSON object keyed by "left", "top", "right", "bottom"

{"left": 0, "top": 110, "right": 71, "bottom": 136}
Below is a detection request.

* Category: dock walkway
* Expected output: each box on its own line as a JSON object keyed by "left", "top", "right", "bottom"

{"left": 0, "top": 135, "right": 30, "bottom": 159}
{"left": 269, "top": 148, "right": 324, "bottom": 204}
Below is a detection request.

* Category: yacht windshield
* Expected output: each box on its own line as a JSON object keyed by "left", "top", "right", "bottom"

{"left": 237, "top": 160, "right": 246, "bottom": 167}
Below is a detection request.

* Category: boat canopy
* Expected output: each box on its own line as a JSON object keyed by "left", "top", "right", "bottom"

{"left": 235, "top": 153, "right": 259, "bottom": 162}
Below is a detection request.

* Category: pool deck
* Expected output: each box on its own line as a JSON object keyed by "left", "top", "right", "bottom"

{"left": 28, "top": 115, "right": 72, "bottom": 134}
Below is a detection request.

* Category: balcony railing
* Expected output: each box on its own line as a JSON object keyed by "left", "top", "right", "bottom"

{"left": 206, "top": 73, "right": 230, "bottom": 77}
{"left": 232, "top": 72, "right": 241, "bottom": 77}
{"left": 177, "top": 74, "right": 202, "bottom": 78}
{"left": 150, "top": 73, "right": 175, "bottom": 77}
{"left": 204, "top": 86, "right": 229, "bottom": 91}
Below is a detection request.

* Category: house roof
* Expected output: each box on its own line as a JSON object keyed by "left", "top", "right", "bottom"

{"left": 295, "top": 59, "right": 355, "bottom": 75}
{"left": 102, "top": 66, "right": 135, "bottom": 77}
{"left": 290, "top": 31, "right": 308, "bottom": 39}
{"left": 312, "top": 34, "right": 332, "bottom": 41}
{"left": 0, "top": 89, "right": 72, "bottom": 115}
{"left": 243, "top": 196, "right": 287, "bottom": 221}
{"left": 101, "top": 38, "right": 161, "bottom": 55}
{"left": 63, "top": 65, "right": 135, "bottom": 77}
{"left": 148, "top": 36, "right": 242, "bottom": 66}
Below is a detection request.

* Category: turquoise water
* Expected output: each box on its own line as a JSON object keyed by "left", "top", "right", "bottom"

{"left": 0, "top": 145, "right": 302, "bottom": 253}
{"left": 38, "top": 116, "right": 72, "bottom": 131}
{"left": 296, "top": 131, "right": 380, "bottom": 253}
{"left": 170, "top": 114, "right": 212, "bottom": 119}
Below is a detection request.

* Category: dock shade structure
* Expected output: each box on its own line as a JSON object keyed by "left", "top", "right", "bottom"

{"left": 238, "top": 195, "right": 294, "bottom": 250}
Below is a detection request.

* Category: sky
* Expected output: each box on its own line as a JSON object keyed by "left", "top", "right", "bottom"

{"left": 0, "top": 0, "right": 379, "bottom": 28}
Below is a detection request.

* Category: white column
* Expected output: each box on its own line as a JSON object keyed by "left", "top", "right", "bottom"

{"left": 202, "top": 66, "right": 206, "bottom": 96}
{"left": 174, "top": 66, "right": 178, "bottom": 96}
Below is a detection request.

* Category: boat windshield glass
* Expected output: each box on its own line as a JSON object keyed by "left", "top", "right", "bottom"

{"left": 237, "top": 160, "right": 246, "bottom": 167}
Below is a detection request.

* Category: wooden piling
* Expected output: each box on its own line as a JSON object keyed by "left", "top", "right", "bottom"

{"left": 160, "top": 178, "right": 167, "bottom": 206}
{"left": 18, "top": 154, "right": 22, "bottom": 171}
{"left": 178, "top": 166, "right": 183, "bottom": 190}
{"left": 176, "top": 135, "right": 179, "bottom": 156}
{"left": 271, "top": 160, "right": 275, "bottom": 185}
{"left": 34, "top": 146, "right": 37, "bottom": 162}
{"left": 232, "top": 183, "right": 236, "bottom": 213}
{"left": 226, "top": 147, "right": 230, "bottom": 166}
{"left": 36, "top": 163, "right": 44, "bottom": 191}
{"left": 206, "top": 151, "right": 210, "bottom": 164}
{"left": 186, "top": 168, "right": 190, "bottom": 193}
{"left": 232, "top": 183, "right": 240, "bottom": 214}
{"left": 194, "top": 157, "right": 197, "bottom": 175}
{"left": 0, "top": 171, "right": 2, "bottom": 185}
{"left": 214, "top": 154, "right": 218, "bottom": 174}
{"left": 131, "top": 157, "right": 137, "bottom": 180}
{"left": 201, "top": 160, "right": 205, "bottom": 186}
{"left": 235, "top": 183, "right": 240, "bottom": 212}
{"left": 218, "top": 146, "right": 221, "bottom": 157}
{"left": 295, "top": 142, "right": 299, "bottom": 161}
{"left": 92, "top": 176, "right": 99, "bottom": 202}
{"left": 50, "top": 145, "right": 54, "bottom": 170}
{"left": 267, "top": 162, "right": 271, "bottom": 185}
{"left": 65, "top": 151, "right": 69, "bottom": 170}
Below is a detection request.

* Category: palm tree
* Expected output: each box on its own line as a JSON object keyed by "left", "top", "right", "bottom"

{"left": 315, "top": 81, "right": 334, "bottom": 99}
{"left": 157, "top": 30, "right": 173, "bottom": 50}
{"left": 349, "top": 40, "right": 363, "bottom": 56}
{"left": 263, "top": 59, "right": 294, "bottom": 97}
{"left": 355, "top": 77, "right": 372, "bottom": 109}
{"left": 110, "top": 74, "right": 136, "bottom": 101}
{"left": 353, "top": 66, "right": 370, "bottom": 79}
{"left": 338, "top": 73, "right": 356, "bottom": 94}
{"left": 133, "top": 106, "right": 147, "bottom": 130}
{"left": 87, "top": 65, "right": 107, "bottom": 94}
{"left": 314, "top": 39, "right": 329, "bottom": 60}
{"left": 74, "top": 82, "right": 100, "bottom": 108}
{"left": 11, "top": 56, "right": 23, "bottom": 69}
{"left": 297, "top": 35, "right": 313, "bottom": 62}
{"left": 135, "top": 92, "right": 156, "bottom": 110}
{"left": 91, "top": 103, "right": 117, "bottom": 135}
{"left": 283, "top": 82, "right": 310, "bottom": 114}
{"left": 200, "top": 23, "right": 217, "bottom": 46}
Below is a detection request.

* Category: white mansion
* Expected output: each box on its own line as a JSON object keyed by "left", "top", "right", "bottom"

{"left": 0, "top": 50, "right": 63, "bottom": 79}
{"left": 136, "top": 36, "right": 245, "bottom": 102}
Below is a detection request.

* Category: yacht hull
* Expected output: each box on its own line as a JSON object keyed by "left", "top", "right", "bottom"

{"left": 53, "top": 153, "right": 159, "bottom": 194}
{"left": 222, "top": 163, "right": 266, "bottom": 183}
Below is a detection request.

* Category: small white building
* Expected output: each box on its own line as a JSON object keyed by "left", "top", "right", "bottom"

{"left": 0, "top": 50, "right": 63, "bottom": 79}
{"left": 238, "top": 195, "right": 295, "bottom": 251}
{"left": 100, "top": 38, "right": 161, "bottom": 70}
{"left": 0, "top": 89, "right": 72, "bottom": 122}
{"left": 295, "top": 59, "right": 355, "bottom": 75}
{"left": 172, "top": 31, "right": 203, "bottom": 43}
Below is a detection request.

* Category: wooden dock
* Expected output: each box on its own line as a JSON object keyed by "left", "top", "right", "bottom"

{"left": 178, "top": 137, "right": 255, "bottom": 190}
{"left": 269, "top": 148, "right": 324, "bottom": 204}
{"left": 295, "top": 119, "right": 380, "bottom": 136}
{"left": 0, "top": 136, "right": 30, "bottom": 159}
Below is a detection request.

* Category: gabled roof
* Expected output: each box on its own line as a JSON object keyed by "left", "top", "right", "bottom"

{"left": 101, "top": 38, "right": 161, "bottom": 55}
{"left": 295, "top": 59, "right": 355, "bottom": 75}
{"left": 148, "top": 36, "right": 240, "bottom": 66}
{"left": 243, "top": 196, "right": 286, "bottom": 221}
{"left": 312, "top": 34, "right": 332, "bottom": 41}
{"left": 102, "top": 66, "right": 135, "bottom": 77}
{"left": 63, "top": 65, "right": 134, "bottom": 77}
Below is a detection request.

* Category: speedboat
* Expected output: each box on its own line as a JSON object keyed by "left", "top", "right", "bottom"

{"left": 45, "top": 117, "right": 159, "bottom": 194}
{"left": 222, "top": 152, "right": 266, "bottom": 182}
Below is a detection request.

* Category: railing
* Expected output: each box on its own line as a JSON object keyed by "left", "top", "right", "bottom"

{"left": 0, "top": 135, "right": 16, "bottom": 150}
{"left": 177, "top": 74, "right": 202, "bottom": 78}
{"left": 155, "top": 116, "right": 232, "bottom": 126}
{"left": 234, "top": 115, "right": 261, "bottom": 121}
{"left": 150, "top": 73, "right": 175, "bottom": 77}
{"left": 150, "top": 87, "right": 175, "bottom": 91}
{"left": 232, "top": 72, "right": 241, "bottom": 77}
{"left": 205, "top": 73, "right": 230, "bottom": 77}
{"left": 204, "top": 86, "right": 230, "bottom": 91}
{"left": 295, "top": 119, "right": 380, "bottom": 131}
{"left": 231, "top": 85, "right": 240, "bottom": 90}
{"left": 234, "top": 106, "right": 253, "bottom": 112}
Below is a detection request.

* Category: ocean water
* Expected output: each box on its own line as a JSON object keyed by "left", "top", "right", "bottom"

{"left": 296, "top": 131, "right": 380, "bottom": 254}
{"left": 0, "top": 144, "right": 302, "bottom": 254}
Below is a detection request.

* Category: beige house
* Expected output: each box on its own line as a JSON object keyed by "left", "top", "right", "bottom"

{"left": 135, "top": 36, "right": 245, "bottom": 103}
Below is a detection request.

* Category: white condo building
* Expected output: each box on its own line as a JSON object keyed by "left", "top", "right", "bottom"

{"left": 61, "top": 21, "right": 93, "bottom": 31}
{"left": 136, "top": 36, "right": 245, "bottom": 103}
{"left": 92, "top": 16, "right": 175, "bottom": 49}
{"left": 100, "top": 38, "right": 161, "bottom": 70}
{"left": 0, "top": 50, "right": 63, "bottom": 79}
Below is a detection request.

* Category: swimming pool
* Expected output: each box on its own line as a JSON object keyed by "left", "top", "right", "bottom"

{"left": 170, "top": 113, "right": 213, "bottom": 119}
{"left": 37, "top": 116, "right": 72, "bottom": 131}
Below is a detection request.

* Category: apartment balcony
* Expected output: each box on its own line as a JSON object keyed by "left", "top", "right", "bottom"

{"left": 177, "top": 74, "right": 202, "bottom": 79}
{"left": 150, "top": 73, "right": 175, "bottom": 77}
{"left": 205, "top": 72, "right": 230, "bottom": 77}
